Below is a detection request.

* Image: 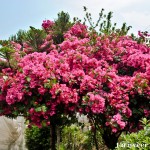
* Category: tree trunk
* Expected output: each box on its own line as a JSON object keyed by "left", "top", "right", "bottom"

{"left": 57, "top": 126, "right": 61, "bottom": 149}
{"left": 50, "top": 123, "right": 57, "bottom": 150}
{"left": 93, "top": 124, "right": 99, "bottom": 150}
{"left": 102, "top": 131, "right": 121, "bottom": 150}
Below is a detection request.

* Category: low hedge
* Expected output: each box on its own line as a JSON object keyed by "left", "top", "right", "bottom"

{"left": 25, "top": 126, "right": 50, "bottom": 150}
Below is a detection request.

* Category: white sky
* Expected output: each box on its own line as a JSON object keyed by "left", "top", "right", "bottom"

{"left": 0, "top": 0, "right": 150, "bottom": 39}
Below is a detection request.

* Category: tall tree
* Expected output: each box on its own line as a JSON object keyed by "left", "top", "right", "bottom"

{"left": 0, "top": 9, "right": 149, "bottom": 150}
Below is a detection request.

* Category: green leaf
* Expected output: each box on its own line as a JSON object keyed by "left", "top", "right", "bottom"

{"left": 0, "top": 47, "right": 14, "bottom": 53}
{"left": 143, "top": 82, "right": 148, "bottom": 88}
{"left": 82, "top": 95, "right": 89, "bottom": 101}
{"left": 42, "top": 105, "right": 47, "bottom": 112}
{"left": 35, "top": 107, "right": 42, "bottom": 112}
{"left": 44, "top": 79, "right": 57, "bottom": 88}
{"left": 12, "top": 111, "right": 18, "bottom": 116}
{"left": 42, "top": 121, "right": 47, "bottom": 127}
{"left": 26, "top": 77, "right": 31, "bottom": 82}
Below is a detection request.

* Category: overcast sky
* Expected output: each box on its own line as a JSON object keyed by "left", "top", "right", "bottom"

{"left": 0, "top": 0, "right": 150, "bottom": 40}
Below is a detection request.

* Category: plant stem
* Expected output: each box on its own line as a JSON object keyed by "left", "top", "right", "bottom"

{"left": 93, "top": 123, "right": 99, "bottom": 150}
{"left": 50, "top": 123, "right": 57, "bottom": 150}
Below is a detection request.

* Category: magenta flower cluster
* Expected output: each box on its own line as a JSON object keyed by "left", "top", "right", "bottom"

{"left": 42, "top": 20, "right": 54, "bottom": 30}
{"left": 0, "top": 22, "right": 150, "bottom": 132}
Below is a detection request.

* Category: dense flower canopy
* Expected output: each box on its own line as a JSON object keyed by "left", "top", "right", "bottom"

{"left": 0, "top": 21, "right": 150, "bottom": 133}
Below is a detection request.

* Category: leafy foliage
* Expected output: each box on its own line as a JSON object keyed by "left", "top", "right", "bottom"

{"left": 52, "top": 11, "right": 73, "bottom": 44}
{"left": 9, "top": 27, "right": 47, "bottom": 52}
{"left": 59, "top": 124, "right": 108, "bottom": 150}
{"left": 116, "top": 118, "right": 150, "bottom": 150}
{"left": 25, "top": 126, "right": 50, "bottom": 150}
{"left": 83, "top": 6, "right": 132, "bottom": 36}
{"left": 25, "top": 124, "right": 108, "bottom": 150}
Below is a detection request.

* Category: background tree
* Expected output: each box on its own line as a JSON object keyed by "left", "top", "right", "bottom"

{"left": 52, "top": 11, "right": 73, "bottom": 44}
{"left": 83, "top": 6, "right": 132, "bottom": 36}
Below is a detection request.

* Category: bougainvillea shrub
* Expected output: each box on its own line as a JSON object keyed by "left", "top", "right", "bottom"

{"left": 0, "top": 21, "right": 150, "bottom": 149}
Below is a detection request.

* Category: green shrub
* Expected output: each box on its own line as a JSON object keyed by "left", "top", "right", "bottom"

{"left": 58, "top": 124, "right": 90, "bottom": 150}
{"left": 25, "top": 126, "right": 50, "bottom": 150}
{"left": 25, "top": 123, "right": 108, "bottom": 150}
{"left": 59, "top": 124, "right": 108, "bottom": 150}
{"left": 116, "top": 118, "right": 150, "bottom": 150}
